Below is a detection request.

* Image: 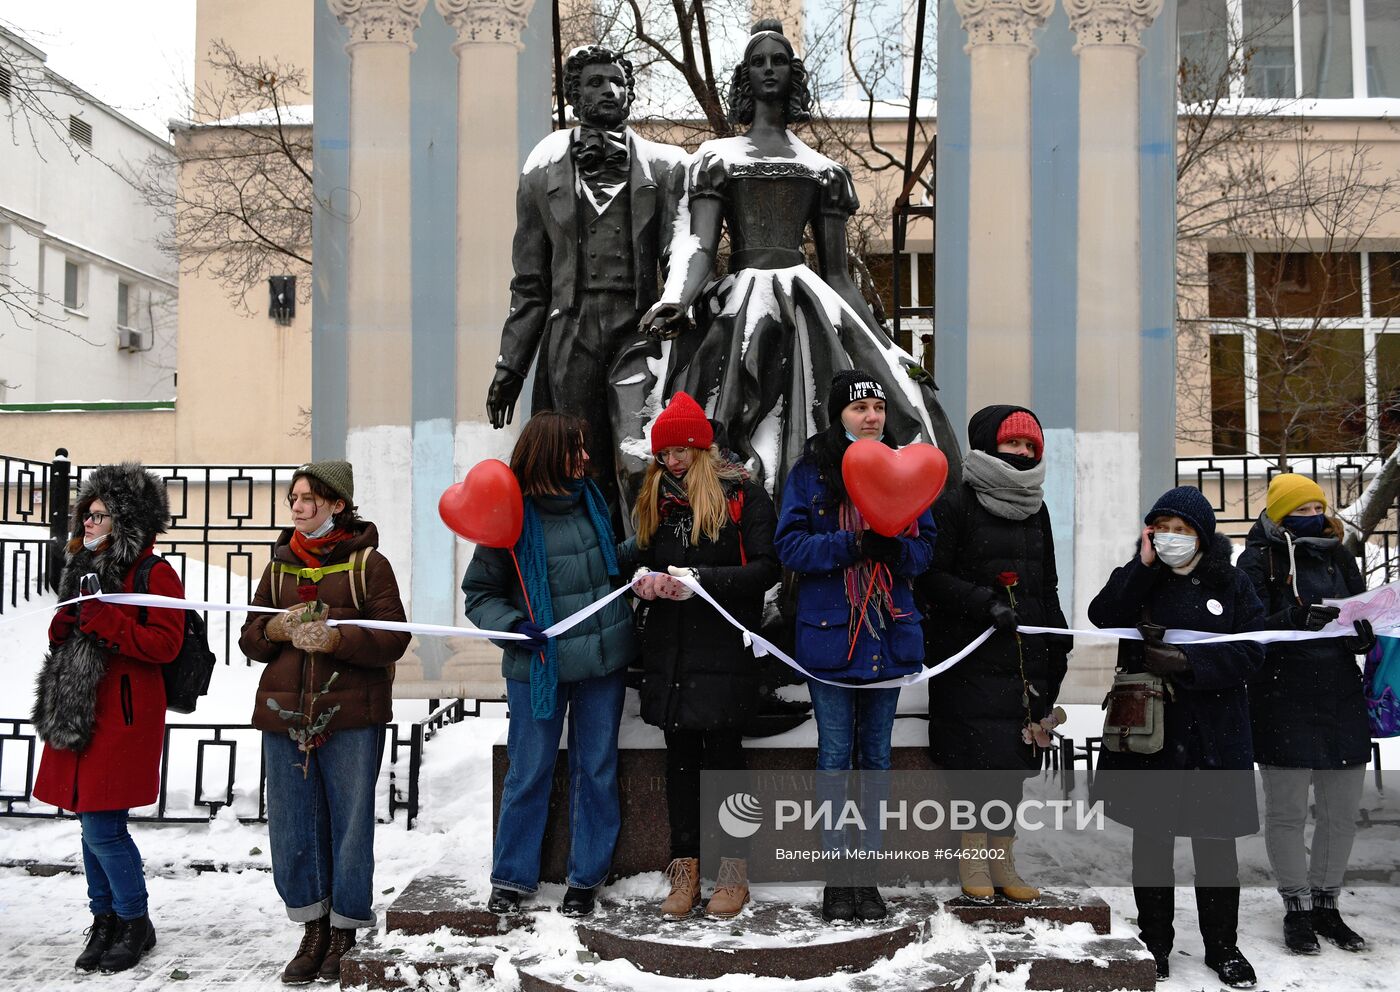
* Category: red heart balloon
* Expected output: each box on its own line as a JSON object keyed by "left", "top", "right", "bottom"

{"left": 439, "top": 460, "right": 523, "bottom": 548}
{"left": 841, "top": 441, "right": 949, "bottom": 537}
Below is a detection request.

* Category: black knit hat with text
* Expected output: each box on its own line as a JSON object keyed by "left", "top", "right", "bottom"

{"left": 827, "top": 369, "right": 885, "bottom": 420}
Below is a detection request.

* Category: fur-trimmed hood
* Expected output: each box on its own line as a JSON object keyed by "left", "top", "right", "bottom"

{"left": 62, "top": 462, "right": 170, "bottom": 597}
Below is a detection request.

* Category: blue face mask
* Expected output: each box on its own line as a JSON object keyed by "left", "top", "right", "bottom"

{"left": 1281, "top": 513, "right": 1327, "bottom": 538}
{"left": 844, "top": 429, "right": 884, "bottom": 443}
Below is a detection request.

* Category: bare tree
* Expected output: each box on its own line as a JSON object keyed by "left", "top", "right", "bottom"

{"left": 128, "top": 40, "right": 313, "bottom": 311}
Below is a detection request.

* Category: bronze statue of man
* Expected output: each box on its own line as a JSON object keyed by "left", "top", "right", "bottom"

{"left": 486, "top": 46, "right": 688, "bottom": 524}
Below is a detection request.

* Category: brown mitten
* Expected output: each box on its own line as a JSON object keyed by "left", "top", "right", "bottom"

{"left": 292, "top": 620, "right": 343, "bottom": 655}
{"left": 265, "top": 610, "right": 301, "bottom": 643}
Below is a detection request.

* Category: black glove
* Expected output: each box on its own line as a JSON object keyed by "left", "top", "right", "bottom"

{"left": 1344, "top": 618, "right": 1376, "bottom": 655}
{"left": 1139, "top": 628, "right": 1191, "bottom": 675}
{"left": 513, "top": 620, "right": 548, "bottom": 652}
{"left": 860, "top": 531, "right": 904, "bottom": 567}
{"left": 1289, "top": 603, "right": 1340, "bottom": 631}
{"left": 988, "top": 600, "right": 1019, "bottom": 632}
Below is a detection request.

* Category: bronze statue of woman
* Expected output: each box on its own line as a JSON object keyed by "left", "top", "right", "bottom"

{"left": 643, "top": 19, "right": 957, "bottom": 498}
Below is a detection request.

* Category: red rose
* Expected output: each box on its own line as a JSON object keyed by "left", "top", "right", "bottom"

{"left": 296, "top": 583, "right": 319, "bottom": 603}
{"left": 997, "top": 571, "right": 1019, "bottom": 588}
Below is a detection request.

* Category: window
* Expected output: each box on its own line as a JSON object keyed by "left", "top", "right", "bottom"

{"left": 0, "top": 64, "right": 12, "bottom": 103}
{"left": 117, "top": 280, "right": 131, "bottom": 327}
{"left": 68, "top": 115, "right": 92, "bottom": 148}
{"left": 1189, "top": 0, "right": 1400, "bottom": 98}
{"left": 63, "top": 259, "right": 84, "bottom": 310}
{"left": 805, "top": 0, "right": 935, "bottom": 103}
{"left": 1205, "top": 250, "right": 1399, "bottom": 455}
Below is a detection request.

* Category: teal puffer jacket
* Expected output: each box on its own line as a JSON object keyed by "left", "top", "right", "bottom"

{"left": 461, "top": 492, "right": 636, "bottom": 683}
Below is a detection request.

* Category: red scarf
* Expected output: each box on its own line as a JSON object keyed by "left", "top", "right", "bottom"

{"left": 289, "top": 527, "right": 350, "bottom": 568}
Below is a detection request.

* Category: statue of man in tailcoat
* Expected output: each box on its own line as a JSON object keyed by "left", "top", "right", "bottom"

{"left": 485, "top": 45, "right": 689, "bottom": 525}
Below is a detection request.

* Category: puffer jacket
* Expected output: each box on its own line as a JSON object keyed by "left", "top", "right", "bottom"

{"left": 1089, "top": 533, "right": 1265, "bottom": 838}
{"left": 240, "top": 522, "right": 409, "bottom": 732}
{"left": 462, "top": 490, "right": 636, "bottom": 683}
{"left": 775, "top": 449, "right": 935, "bottom": 682}
{"left": 626, "top": 477, "right": 780, "bottom": 731}
{"left": 1238, "top": 513, "right": 1371, "bottom": 769}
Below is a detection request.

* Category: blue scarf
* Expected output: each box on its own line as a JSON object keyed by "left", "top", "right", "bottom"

{"left": 518, "top": 479, "right": 619, "bottom": 719}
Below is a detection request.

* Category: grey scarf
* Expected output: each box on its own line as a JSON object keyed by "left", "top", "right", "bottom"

{"left": 961, "top": 449, "right": 1045, "bottom": 520}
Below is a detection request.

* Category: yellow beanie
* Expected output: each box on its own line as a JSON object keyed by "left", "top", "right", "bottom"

{"left": 1266, "top": 473, "right": 1327, "bottom": 523}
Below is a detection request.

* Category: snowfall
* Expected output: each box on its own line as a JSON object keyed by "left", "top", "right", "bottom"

{"left": 1, "top": 557, "right": 1398, "bottom": 992}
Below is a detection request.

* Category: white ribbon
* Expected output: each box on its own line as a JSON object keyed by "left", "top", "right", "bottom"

{"left": 9, "top": 575, "right": 1390, "bottom": 684}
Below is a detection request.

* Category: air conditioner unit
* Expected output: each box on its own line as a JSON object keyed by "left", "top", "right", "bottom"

{"left": 118, "top": 326, "right": 144, "bottom": 352}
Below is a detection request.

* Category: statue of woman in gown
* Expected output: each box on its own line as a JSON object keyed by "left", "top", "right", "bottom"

{"left": 642, "top": 19, "right": 958, "bottom": 499}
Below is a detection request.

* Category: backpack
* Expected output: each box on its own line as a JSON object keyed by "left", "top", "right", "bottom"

{"left": 134, "top": 555, "right": 218, "bottom": 714}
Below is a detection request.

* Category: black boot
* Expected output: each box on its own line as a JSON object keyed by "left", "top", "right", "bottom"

{"left": 487, "top": 886, "right": 522, "bottom": 914}
{"left": 561, "top": 886, "right": 596, "bottom": 917}
{"left": 98, "top": 914, "right": 156, "bottom": 973}
{"left": 1283, "top": 909, "right": 1320, "bottom": 955}
{"left": 1148, "top": 947, "right": 1170, "bottom": 982}
{"left": 281, "top": 915, "right": 330, "bottom": 985}
{"left": 821, "top": 886, "right": 856, "bottom": 923}
{"left": 853, "top": 886, "right": 887, "bottom": 922}
{"left": 1311, "top": 907, "right": 1366, "bottom": 951}
{"left": 1204, "top": 945, "right": 1257, "bottom": 989}
{"left": 1133, "top": 886, "right": 1175, "bottom": 962}
{"left": 75, "top": 912, "right": 121, "bottom": 972}
{"left": 318, "top": 927, "right": 357, "bottom": 983}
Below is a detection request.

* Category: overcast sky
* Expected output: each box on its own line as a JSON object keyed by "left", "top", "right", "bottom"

{"left": 0, "top": 0, "right": 194, "bottom": 139}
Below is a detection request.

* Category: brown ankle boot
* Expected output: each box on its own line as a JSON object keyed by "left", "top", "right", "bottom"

{"left": 989, "top": 835, "right": 1040, "bottom": 904}
{"left": 660, "top": 857, "right": 701, "bottom": 917}
{"left": 281, "top": 915, "right": 330, "bottom": 985}
{"left": 958, "top": 832, "right": 995, "bottom": 904}
{"left": 705, "top": 858, "right": 750, "bottom": 919}
{"left": 318, "top": 926, "right": 356, "bottom": 983}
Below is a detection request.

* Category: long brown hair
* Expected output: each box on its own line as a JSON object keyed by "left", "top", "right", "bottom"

{"left": 510, "top": 412, "right": 589, "bottom": 497}
{"left": 633, "top": 446, "right": 745, "bottom": 548}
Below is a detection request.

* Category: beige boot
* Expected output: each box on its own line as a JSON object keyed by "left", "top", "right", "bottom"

{"left": 959, "top": 832, "right": 995, "bottom": 904}
{"left": 989, "top": 835, "right": 1040, "bottom": 904}
{"left": 704, "top": 857, "right": 750, "bottom": 919}
{"left": 659, "top": 857, "right": 701, "bottom": 917}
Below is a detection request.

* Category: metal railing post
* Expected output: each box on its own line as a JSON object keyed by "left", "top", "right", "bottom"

{"left": 47, "top": 448, "right": 71, "bottom": 589}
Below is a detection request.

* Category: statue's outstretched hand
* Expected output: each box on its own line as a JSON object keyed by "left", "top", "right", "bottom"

{"left": 641, "top": 302, "right": 686, "bottom": 341}
{"left": 487, "top": 368, "right": 525, "bottom": 429}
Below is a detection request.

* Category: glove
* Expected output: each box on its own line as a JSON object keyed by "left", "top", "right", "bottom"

{"left": 77, "top": 598, "right": 118, "bottom": 634}
{"left": 1289, "top": 603, "right": 1340, "bottom": 631}
{"left": 50, "top": 605, "right": 80, "bottom": 643}
{"left": 513, "top": 620, "right": 548, "bottom": 652}
{"left": 265, "top": 610, "right": 301, "bottom": 643}
{"left": 665, "top": 566, "right": 697, "bottom": 600}
{"left": 1141, "top": 637, "right": 1191, "bottom": 675}
{"left": 291, "top": 620, "right": 343, "bottom": 655}
{"left": 988, "top": 600, "right": 1019, "bottom": 632}
{"left": 1344, "top": 618, "right": 1376, "bottom": 655}
{"left": 860, "top": 531, "right": 904, "bottom": 567}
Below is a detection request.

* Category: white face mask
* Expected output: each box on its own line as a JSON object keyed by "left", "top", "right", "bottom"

{"left": 82, "top": 534, "right": 107, "bottom": 552}
{"left": 1152, "top": 531, "right": 1198, "bottom": 568}
{"left": 304, "top": 515, "right": 336, "bottom": 540}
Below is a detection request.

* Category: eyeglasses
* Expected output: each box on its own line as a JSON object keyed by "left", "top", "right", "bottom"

{"left": 82, "top": 511, "right": 111, "bottom": 525}
{"left": 655, "top": 448, "right": 696, "bottom": 464}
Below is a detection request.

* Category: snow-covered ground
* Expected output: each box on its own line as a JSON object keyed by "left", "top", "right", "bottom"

{"left": 2, "top": 582, "right": 1399, "bottom": 990}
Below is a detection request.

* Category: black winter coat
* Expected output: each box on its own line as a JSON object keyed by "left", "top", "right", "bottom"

{"left": 1089, "top": 534, "right": 1265, "bottom": 838}
{"left": 626, "top": 479, "right": 780, "bottom": 731}
{"left": 916, "top": 484, "right": 1072, "bottom": 770}
{"left": 1237, "top": 513, "right": 1371, "bottom": 769}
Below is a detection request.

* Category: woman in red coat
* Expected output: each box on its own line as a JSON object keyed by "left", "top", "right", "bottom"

{"left": 31, "top": 463, "right": 184, "bottom": 975}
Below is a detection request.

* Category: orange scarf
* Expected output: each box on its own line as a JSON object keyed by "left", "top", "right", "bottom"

{"left": 289, "top": 527, "right": 349, "bottom": 568}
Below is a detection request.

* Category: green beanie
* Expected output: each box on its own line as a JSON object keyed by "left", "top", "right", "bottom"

{"left": 294, "top": 460, "right": 354, "bottom": 505}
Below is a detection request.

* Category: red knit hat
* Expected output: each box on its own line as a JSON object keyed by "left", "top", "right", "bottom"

{"left": 997, "top": 410, "right": 1044, "bottom": 455}
{"left": 651, "top": 392, "right": 714, "bottom": 452}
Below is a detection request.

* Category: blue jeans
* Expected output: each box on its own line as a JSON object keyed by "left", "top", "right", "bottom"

{"left": 263, "top": 725, "right": 385, "bottom": 929}
{"left": 807, "top": 680, "right": 901, "bottom": 857}
{"left": 492, "top": 671, "right": 626, "bottom": 894}
{"left": 78, "top": 810, "right": 147, "bottom": 919}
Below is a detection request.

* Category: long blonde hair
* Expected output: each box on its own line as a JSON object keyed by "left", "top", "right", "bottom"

{"left": 633, "top": 446, "right": 745, "bottom": 548}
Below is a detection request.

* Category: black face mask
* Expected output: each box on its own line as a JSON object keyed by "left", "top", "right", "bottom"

{"left": 993, "top": 451, "right": 1039, "bottom": 472}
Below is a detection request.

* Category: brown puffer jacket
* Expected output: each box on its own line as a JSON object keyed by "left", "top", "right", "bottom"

{"left": 240, "top": 522, "right": 410, "bottom": 732}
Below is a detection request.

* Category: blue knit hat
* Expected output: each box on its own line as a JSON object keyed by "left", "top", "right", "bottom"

{"left": 1145, "top": 486, "right": 1216, "bottom": 544}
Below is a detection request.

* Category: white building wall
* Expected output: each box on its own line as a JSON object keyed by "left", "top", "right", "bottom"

{"left": 0, "top": 27, "right": 177, "bottom": 406}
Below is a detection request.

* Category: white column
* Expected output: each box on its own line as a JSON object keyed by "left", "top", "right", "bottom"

{"left": 1065, "top": 0, "right": 1164, "bottom": 690}
{"left": 327, "top": 0, "right": 428, "bottom": 605}
{"left": 952, "top": 0, "right": 1052, "bottom": 413}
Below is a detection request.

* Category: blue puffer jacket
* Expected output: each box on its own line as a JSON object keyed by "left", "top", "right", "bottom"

{"left": 775, "top": 453, "right": 936, "bottom": 682}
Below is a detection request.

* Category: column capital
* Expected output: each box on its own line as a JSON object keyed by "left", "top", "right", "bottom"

{"left": 1064, "top": 0, "right": 1165, "bottom": 52}
{"left": 953, "top": 0, "right": 1054, "bottom": 52}
{"left": 327, "top": 0, "right": 429, "bottom": 49}
{"left": 436, "top": 0, "right": 536, "bottom": 50}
